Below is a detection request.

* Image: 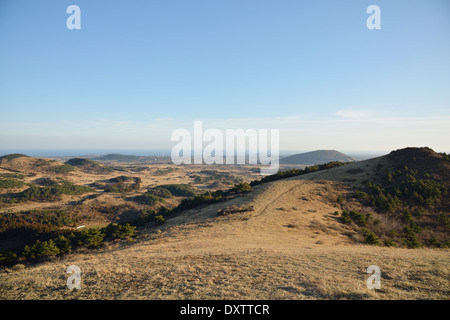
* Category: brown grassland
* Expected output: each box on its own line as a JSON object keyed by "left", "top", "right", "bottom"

{"left": 0, "top": 152, "right": 448, "bottom": 300}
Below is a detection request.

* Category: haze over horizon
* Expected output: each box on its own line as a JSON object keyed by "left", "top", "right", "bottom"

{"left": 1, "top": 0, "right": 449, "bottom": 152}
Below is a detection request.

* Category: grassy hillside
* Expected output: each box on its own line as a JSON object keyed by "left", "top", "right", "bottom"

{"left": 65, "top": 158, "right": 114, "bottom": 174}
{"left": 0, "top": 147, "right": 448, "bottom": 300}
{"left": 280, "top": 150, "right": 356, "bottom": 165}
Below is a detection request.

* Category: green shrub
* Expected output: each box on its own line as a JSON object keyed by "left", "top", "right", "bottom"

{"left": 157, "top": 184, "right": 196, "bottom": 197}
{"left": 0, "top": 178, "right": 24, "bottom": 189}
{"left": 429, "top": 236, "right": 442, "bottom": 248}
{"left": 108, "top": 223, "right": 136, "bottom": 240}
{"left": 77, "top": 228, "right": 105, "bottom": 248}
{"left": 0, "top": 251, "right": 18, "bottom": 264}
{"left": 147, "top": 187, "right": 173, "bottom": 198}
{"left": 340, "top": 210, "right": 352, "bottom": 224}
{"left": 231, "top": 182, "right": 252, "bottom": 194}
{"left": 155, "top": 215, "right": 165, "bottom": 224}
{"left": 50, "top": 164, "right": 75, "bottom": 173}
{"left": 54, "top": 235, "right": 72, "bottom": 254}
{"left": 362, "top": 228, "right": 380, "bottom": 245}
{"left": 383, "top": 238, "right": 397, "bottom": 247}
{"left": 402, "top": 226, "right": 422, "bottom": 248}
{"left": 135, "top": 192, "right": 162, "bottom": 206}
{"left": 23, "top": 239, "right": 60, "bottom": 259}
{"left": 438, "top": 213, "right": 450, "bottom": 228}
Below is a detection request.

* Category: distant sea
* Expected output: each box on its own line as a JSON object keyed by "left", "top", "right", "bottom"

{"left": 0, "top": 149, "right": 173, "bottom": 157}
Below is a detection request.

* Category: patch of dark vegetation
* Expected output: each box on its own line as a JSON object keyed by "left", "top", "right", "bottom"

{"left": 0, "top": 154, "right": 29, "bottom": 162}
{"left": 49, "top": 164, "right": 75, "bottom": 173}
{"left": 156, "top": 184, "right": 197, "bottom": 197}
{"left": 65, "top": 158, "right": 114, "bottom": 173}
{"left": 1, "top": 222, "right": 137, "bottom": 266}
{"left": 338, "top": 147, "right": 449, "bottom": 248}
{"left": 217, "top": 204, "right": 255, "bottom": 216}
{"left": 0, "top": 173, "right": 25, "bottom": 180}
{"left": 0, "top": 178, "right": 24, "bottom": 189}
{"left": 154, "top": 167, "right": 177, "bottom": 175}
{"left": 133, "top": 184, "right": 197, "bottom": 205}
{"left": 104, "top": 176, "right": 141, "bottom": 193}
{"left": 0, "top": 178, "right": 95, "bottom": 203}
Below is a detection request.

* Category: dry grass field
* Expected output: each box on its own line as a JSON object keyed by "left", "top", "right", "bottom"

{"left": 1, "top": 154, "right": 448, "bottom": 300}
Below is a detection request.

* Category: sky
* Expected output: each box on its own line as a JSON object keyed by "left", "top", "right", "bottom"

{"left": 0, "top": 0, "right": 449, "bottom": 155}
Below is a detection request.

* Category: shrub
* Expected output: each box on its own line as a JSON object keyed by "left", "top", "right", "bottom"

{"left": 23, "top": 239, "right": 60, "bottom": 259}
{"left": 438, "top": 213, "right": 450, "bottom": 228}
{"left": 340, "top": 210, "right": 352, "bottom": 224}
{"left": 429, "top": 236, "right": 442, "bottom": 248}
{"left": 0, "top": 251, "right": 18, "bottom": 264}
{"left": 231, "top": 182, "right": 252, "bottom": 194}
{"left": 383, "top": 238, "right": 397, "bottom": 247}
{"left": 77, "top": 228, "right": 105, "bottom": 248}
{"left": 50, "top": 164, "right": 75, "bottom": 173}
{"left": 108, "top": 223, "right": 136, "bottom": 240}
{"left": 0, "top": 178, "right": 24, "bottom": 189}
{"left": 402, "top": 226, "right": 422, "bottom": 248}
{"left": 134, "top": 192, "right": 162, "bottom": 206}
{"left": 155, "top": 215, "right": 165, "bottom": 224}
{"left": 148, "top": 187, "right": 172, "bottom": 198}
{"left": 54, "top": 235, "right": 72, "bottom": 254}
{"left": 157, "top": 184, "right": 196, "bottom": 197}
{"left": 362, "top": 228, "right": 380, "bottom": 245}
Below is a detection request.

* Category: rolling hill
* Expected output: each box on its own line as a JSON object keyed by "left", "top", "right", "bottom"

{"left": 0, "top": 154, "right": 73, "bottom": 174}
{"left": 65, "top": 158, "right": 114, "bottom": 174}
{"left": 0, "top": 147, "right": 448, "bottom": 300}
{"left": 280, "top": 150, "right": 356, "bottom": 165}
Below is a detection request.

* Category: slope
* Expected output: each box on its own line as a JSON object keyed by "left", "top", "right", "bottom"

{"left": 1, "top": 148, "right": 448, "bottom": 300}
{"left": 280, "top": 150, "right": 356, "bottom": 165}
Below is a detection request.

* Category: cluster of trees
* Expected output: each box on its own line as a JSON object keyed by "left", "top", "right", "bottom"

{"left": 341, "top": 165, "right": 449, "bottom": 248}
{"left": 156, "top": 184, "right": 197, "bottom": 197}
{"left": 0, "top": 173, "right": 26, "bottom": 179}
{"left": 154, "top": 167, "right": 177, "bottom": 175}
{"left": 340, "top": 210, "right": 372, "bottom": 226}
{"left": 362, "top": 166, "right": 447, "bottom": 213}
{"left": 49, "top": 164, "right": 75, "bottom": 173}
{"left": 0, "top": 178, "right": 95, "bottom": 203}
{"left": 338, "top": 208, "right": 428, "bottom": 248}
{"left": 0, "top": 178, "right": 24, "bottom": 189}
{"left": 134, "top": 191, "right": 162, "bottom": 206}
{"left": 0, "top": 209, "right": 75, "bottom": 234}
{"left": 0, "top": 154, "right": 28, "bottom": 162}
{"left": 1, "top": 223, "right": 136, "bottom": 266}
{"left": 104, "top": 176, "right": 141, "bottom": 193}
{"left": 134, "top": 184, "right": 197, "bottom": 205}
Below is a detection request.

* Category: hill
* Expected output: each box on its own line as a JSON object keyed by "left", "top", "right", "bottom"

{"left": 0, "top": 147, "right": 448, "bottom": 300}
{"left": 0, "top": 154, "right": 29, "bottom": 163}
{"left": 280, "top": 150, "right": 356, "bottom": 165}
{"left": 0, "top": 154, "right": 73, "bottom": 174}
{"left": 65, "top": 158, "right": 114, "bottom": 174}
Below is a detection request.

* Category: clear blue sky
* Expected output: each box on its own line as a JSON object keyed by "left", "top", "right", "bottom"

{"left": 1, "top": 0, "right": 449, "bottom": 153}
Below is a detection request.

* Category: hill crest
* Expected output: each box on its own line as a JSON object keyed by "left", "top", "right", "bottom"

{"left": 280, "top": 150, "right": 356, "bottom": 165}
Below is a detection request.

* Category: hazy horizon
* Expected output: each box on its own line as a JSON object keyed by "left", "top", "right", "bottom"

{"left": 0, "top": 147, "right": 430, "bottom": 160}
